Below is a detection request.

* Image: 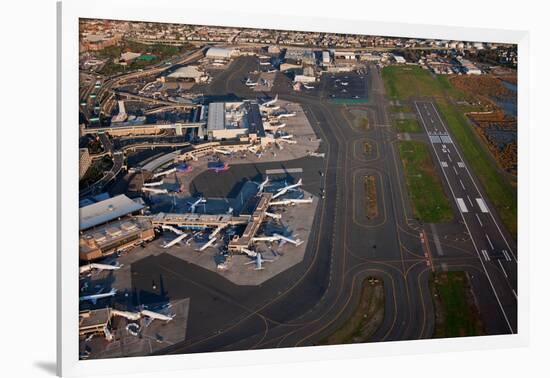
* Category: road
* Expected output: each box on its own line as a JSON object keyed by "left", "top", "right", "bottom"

{"left": 80, "top": 133, "right": 124, "bottom": 197}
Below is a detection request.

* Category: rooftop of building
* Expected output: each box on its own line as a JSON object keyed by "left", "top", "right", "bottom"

{"left": 80, "top": 194, "right": 145, "bottom": 230}
{"left": 80, "top": 217, "right": 153, "bottom": 254}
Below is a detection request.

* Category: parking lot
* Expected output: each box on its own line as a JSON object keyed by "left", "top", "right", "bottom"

{"left": 319, "top": 71, "right": 368, "bottom": 101}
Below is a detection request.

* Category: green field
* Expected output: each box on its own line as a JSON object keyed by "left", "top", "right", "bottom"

{"left": 382, "top": 65, "right": 517, "bottom": 237}
{"left": 398, "top": 141, "right": 453, "bottom": 223}
{"left": 394, "top": 118, "right": 422, "bottom": 133}
{"left": 430, "top": 272, "right": 485, "bottom": 338}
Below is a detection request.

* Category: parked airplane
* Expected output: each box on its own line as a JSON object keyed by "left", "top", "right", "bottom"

{"left": 140, "top": 309, "right": 174, "bottom": 322}
{"left": 153, "top": 167, "right": 177, "bottom": 179}
{"left": 271, "top": 178, "right": 303, "bottom": 199}
{"left": 79, "top": 288, "right": 117, "bottom": 305}
{"left": 269, "top": 196, "right": 313, "bottom": 206}
{"left": 161, "top": 225, "right": 184, "bottom": 235}
{"left": 265, "top": 211, "right": 282, "bottom": 220}
{"left": 207, "top": 161, "right": 230, "bottom": 172}
{"left": 213, "top": 147, "right": 232, "bottom": 155}
{"left": 252, "top": 233, "right": 302, "bottom": 246}
{"left": 261, "top": 94, "right": 278, "bottom": 107}
{"left": 176, "top": 163, "right": 193, "bottom": 174}
{"left": 273, "top": 233, "right": 303, "bottom": 246}
{"left": 245, "top": 252, "right": 274, "bottom": 270}
{"left": 79, "top": 263, "right": 122, "bottom": 275}
{"left": 142, "top": 187, "right": 168, "bottom": 194}
{"left": 187, "top": 197, "right": 206, "bottom": 213}
{"left": 263, "top": 122, "right": 286, "bottom": 131}
{"left": 163, "top": 232, "right": 189, "bottom": 249}
{"left": 143, "top": 179, "right": 164, "bottom": 187}
{"left": 256, "top": 175, "right": 269, "bottom": 195}
{"left": 276, "top": 112, "right": 296, "bottom": 119}
{"left": 197, "top": 236, "right": 217, "bottom": 252}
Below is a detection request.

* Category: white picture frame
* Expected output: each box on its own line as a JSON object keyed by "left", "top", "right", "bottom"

{"left": 58, "top": 0, "right": 529, "bottom": 376}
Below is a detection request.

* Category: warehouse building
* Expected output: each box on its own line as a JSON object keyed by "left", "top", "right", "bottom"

{"left": 205, "top": 46, "right": 239, "bottom": 59}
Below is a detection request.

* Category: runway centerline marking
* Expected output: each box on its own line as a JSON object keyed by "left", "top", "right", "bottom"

{"left": 485, "top": 233, "right": 494, "bottom": 250}
{"left": 475, "top": 213, "right": 483, "bottom": 227}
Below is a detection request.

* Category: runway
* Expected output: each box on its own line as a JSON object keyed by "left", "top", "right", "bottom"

{"left": 415, "top": 100, "right": 517, "bottom": 332}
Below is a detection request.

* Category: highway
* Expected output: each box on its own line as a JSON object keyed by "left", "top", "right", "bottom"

{"left": 80, "top": 133, "right": 124, "bottom": 197}
{"left": 415, "top": 100, "right": 517, "bottom": 332}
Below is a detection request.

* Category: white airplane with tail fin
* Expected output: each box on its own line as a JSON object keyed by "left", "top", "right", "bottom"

{"left": 79, "top": 288, "right": 117, "bottom": 305}
{"left": 163, "top": 233, "right": 188, "bottom": 249}
{"left": 245, "top": 253, "right": 274, "bottom": 270}
{"left": 273, "top": 233, "right": 303, "bottom": 246}
{"left": 256, "top": 175, "right": 269, "bottom": 195}
{"left": 79, "top": 263, "right": 122, "bottom": 274}
{"left": 271, "top": 178, "right": 302, "bottom": 199}
{"left": 141, "top": 309, "right": 174, "bottom": 322}
{"left": 197, "top": 236, "right": 217, "bottom": 251}
{"left": 269, "top": 196, "right": 313, "bottom": 206}
{"left": 261, "top": 94, "right": 278, "bottom": 107}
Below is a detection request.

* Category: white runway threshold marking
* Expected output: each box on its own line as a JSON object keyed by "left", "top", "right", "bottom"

{"left": 481, "top": 249, "right": 491, "bottom": 261}
{"left": 456, "top": 198, "right": 468, "bottom": 213}
{"left": 476, "top": 198, "right": 490, "bottom": 213}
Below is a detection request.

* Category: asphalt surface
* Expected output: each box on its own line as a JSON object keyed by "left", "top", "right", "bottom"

{"left": 91, "top": 55, "right": 517, "bottom": 356}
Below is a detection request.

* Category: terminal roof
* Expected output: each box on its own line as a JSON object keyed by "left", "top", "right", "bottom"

{"left": 80, "top": 194, "right": 144, "bottom": 230}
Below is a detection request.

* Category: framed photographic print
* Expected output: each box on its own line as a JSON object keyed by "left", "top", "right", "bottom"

{"left": 58, "top": 0, "right": 528, "bottom": 376}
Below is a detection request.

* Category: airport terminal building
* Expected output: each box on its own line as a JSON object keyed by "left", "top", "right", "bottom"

{"left": 206, "top": 101, "right": 265, "bottom": 142}
{"left": 79, "top": 195, "right": 154, "bottom": 262}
